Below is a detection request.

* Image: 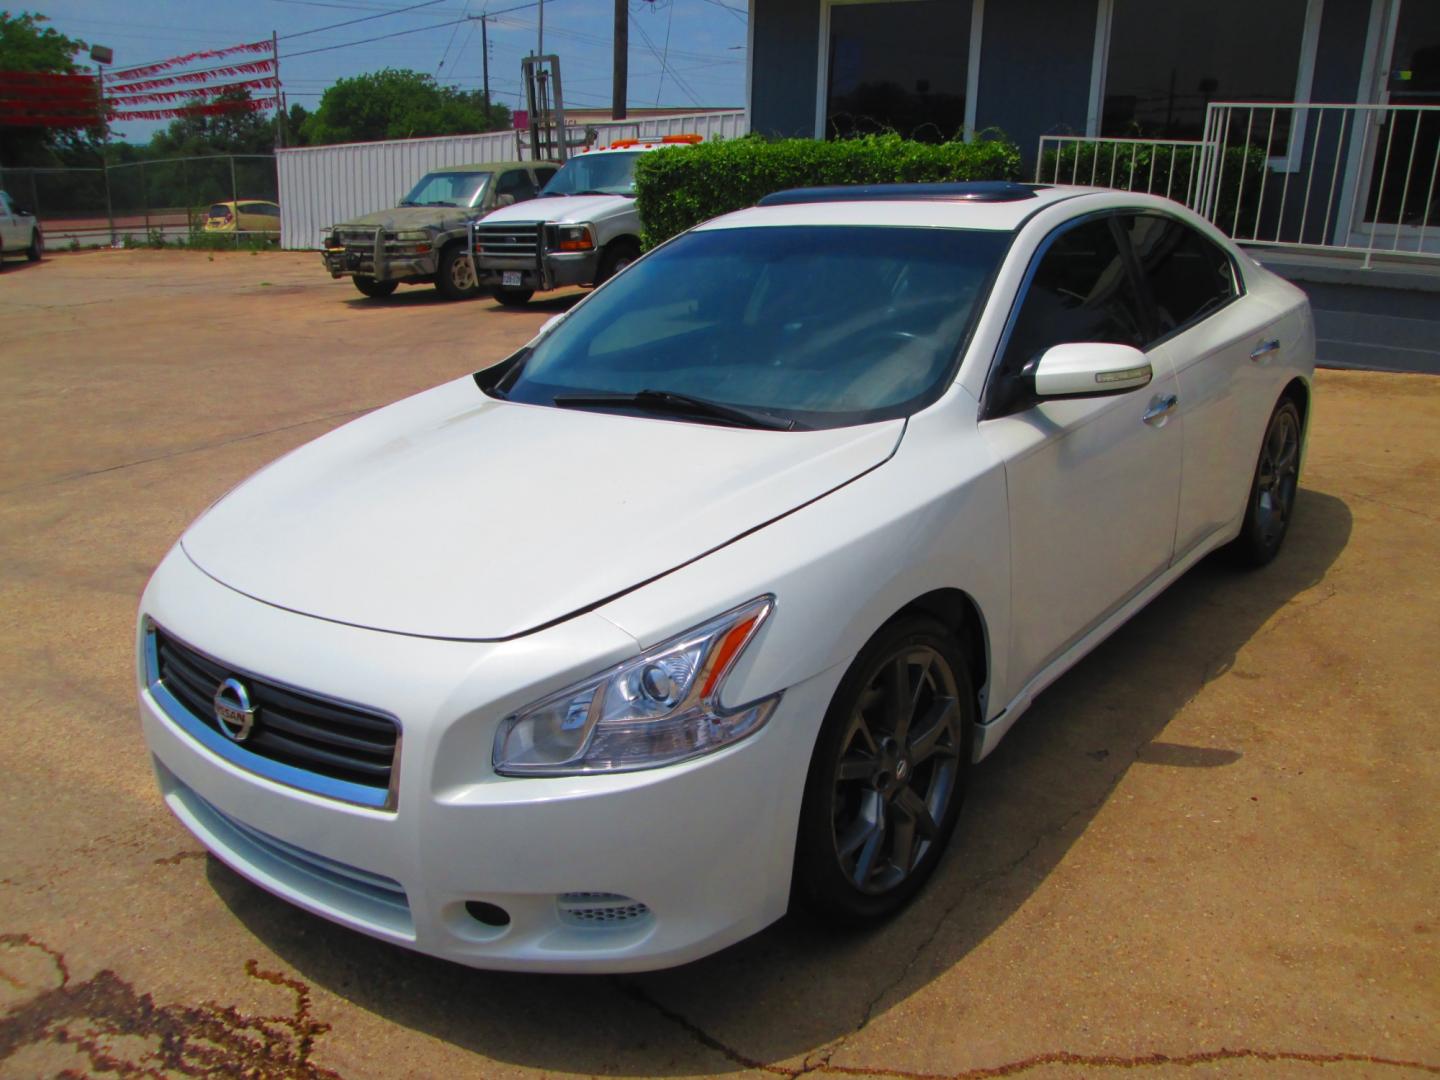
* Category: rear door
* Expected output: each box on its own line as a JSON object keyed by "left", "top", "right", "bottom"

{"left": 982, "top": 214, "right": 1184, "bottom": 687}
{"left": 1119, "top": 213, "right": 1274, "bottom": 556}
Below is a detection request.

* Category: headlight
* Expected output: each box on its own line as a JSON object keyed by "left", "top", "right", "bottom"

{"left": 493, "top": 597, "right": 777, "bottom": 776}
{"left": 396, "top": 230, "right": 430, "bottom": 241}
{"left": 553, "top": 224, "right": 595, "bottom": 252}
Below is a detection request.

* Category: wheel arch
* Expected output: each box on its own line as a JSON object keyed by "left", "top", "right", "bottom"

{"left": 879, "top": 587, "right": 990, "bottom": 711}
{"left": 1280, "top": 375, "right": 1310, "bottom": 430}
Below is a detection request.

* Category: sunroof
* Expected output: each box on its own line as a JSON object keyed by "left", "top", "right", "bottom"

{"left": 757, "top": 182, "right": 1043, "bottom": 207}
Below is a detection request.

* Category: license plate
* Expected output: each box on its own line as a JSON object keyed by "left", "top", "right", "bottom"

{"left": 502, "top": 271, "right": 522, "bottom": 287}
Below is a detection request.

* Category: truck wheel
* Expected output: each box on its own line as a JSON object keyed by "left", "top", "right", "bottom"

{"left": 596, "top": 241, "right": 640, "bottom": 285}
{"left": 26, "top": 228, "right": 42, "bottom": 262}
{"left": 353, "top": 276, "right": 397, "bottom": 299}
{"left": 493, "top": 287, "right": 534, "bottom": 307}
{"left": 437, "top": 244, "right": 482, "bottom": 300}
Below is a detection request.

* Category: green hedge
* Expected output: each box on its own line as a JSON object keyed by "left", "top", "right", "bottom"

{"left": 1036, "top": 142, "right": 1272, "bottom": 238}
{"left": 633, "top": 134, "right": 1022, "bottom": 249}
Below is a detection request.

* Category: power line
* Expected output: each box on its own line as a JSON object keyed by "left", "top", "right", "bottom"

{"left": 279, "top": 0, "right": 452, "bottom": 40}
{"left": 279, "top": 0, "right": 550, "bottom": 59}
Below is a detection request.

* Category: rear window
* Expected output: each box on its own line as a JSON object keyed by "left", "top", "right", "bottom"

{"left": 207, "top": 204, "right": 231, "bottom": 218}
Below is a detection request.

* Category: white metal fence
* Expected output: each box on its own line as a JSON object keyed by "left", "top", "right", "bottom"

{"left": 1037, "top": 102, "right": 1440, "bottom": 267}
{"left": 277, "top": 110, "right": 747, "bottom": 250}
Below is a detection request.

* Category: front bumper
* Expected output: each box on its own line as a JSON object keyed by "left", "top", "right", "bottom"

{"left": 136, "top": 547, "right": 832, "bottom": 972}
{"left": 323, "top": 248, "right": 438, "bottom": 282}
{"left": 476, "top": 251, "right": 599, "bottom": 291}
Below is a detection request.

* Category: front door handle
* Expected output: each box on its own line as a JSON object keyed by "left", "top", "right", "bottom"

{"left": 1142, "top": 394, "right": 1179, "bottom": 426}
{"left": 1250, "top": 339, "right": 1281, "bottom": 361}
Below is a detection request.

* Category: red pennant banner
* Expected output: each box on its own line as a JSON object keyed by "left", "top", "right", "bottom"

{"left": 108, "top": 97, "right": 275, "bottom": 122}
{"left": 109, "top": 59, "right": 275, "bottom": 95}
{"left": 0, "top": 72, "right": 101, "bottom": 128}
{"left": 107, "top": 40, "right": 271, "bottom": 81}
{"left": 106, "top": 76, "right": 278, "bottom": 105}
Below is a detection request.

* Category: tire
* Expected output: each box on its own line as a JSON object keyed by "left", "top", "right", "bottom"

{"left": 436, "top": 244, "right": 481, "bottom": 300}
{"left": 1228, "top": 399, "right": 1302, "bottom": 568}
{"left": 595, "top": 241, "right": 640, "bottom": 286}
{"left": 26, "top": 227, "right": 42, "bottom": 262}
{"left": 793, "top": 616, "right": 975, "bottom": 925}
{"left": 492, "top": 286, "right": 534, "bottom": 307}
{"left": 352, "top": 275, "right": 397, "bottom": 299}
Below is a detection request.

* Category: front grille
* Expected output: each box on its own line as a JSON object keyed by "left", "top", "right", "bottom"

{"left": 153, "top": 627, "right": 398, "bottom": 796}
{"left": 474, "top": 221, "right": 541, "bottom": 261}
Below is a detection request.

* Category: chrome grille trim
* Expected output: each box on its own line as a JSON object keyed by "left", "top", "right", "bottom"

{"left": 473, "top": 221, "right": 542, "bottom": 260}
{"left": 144, "top": 622, "right": 401, "bottom": 811}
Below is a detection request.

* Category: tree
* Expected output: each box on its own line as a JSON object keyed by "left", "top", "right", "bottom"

{"left": 300, "top": 69, "right": 508, "bottom": 146}
{"left": 0, "top": 11, "right": 104, "bottom": 166}
{"left": 146, "top": 87, "right": 277, "bottom": 157}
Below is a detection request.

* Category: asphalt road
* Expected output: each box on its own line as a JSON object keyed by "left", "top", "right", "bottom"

{"left": 1, "top": 251, "right": 1436, "bottom": 1079}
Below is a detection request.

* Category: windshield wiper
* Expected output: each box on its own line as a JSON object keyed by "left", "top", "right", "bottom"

{"left": 552, "top": 389, "right": 796, "bottom": 431}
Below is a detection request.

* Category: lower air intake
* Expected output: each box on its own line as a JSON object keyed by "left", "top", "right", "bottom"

{"left": 557, "top": 892, "right": 652, "bottom": 927}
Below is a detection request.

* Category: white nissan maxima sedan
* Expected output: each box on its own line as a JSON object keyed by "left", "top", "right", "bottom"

{"left": 137, "top": 183, "right": 1313, "bottom": 972}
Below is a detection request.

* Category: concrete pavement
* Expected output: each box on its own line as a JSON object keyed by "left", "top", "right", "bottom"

{"left": 0, "top": 251, "right": 1436, "bottom": 1079}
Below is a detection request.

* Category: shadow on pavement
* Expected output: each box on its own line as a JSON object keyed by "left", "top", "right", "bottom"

{"left": 211, "top": 488, "right": 1352, "bottom": 1074}
{"left": 341, "top": 289, "right": 585, "bottom": 312}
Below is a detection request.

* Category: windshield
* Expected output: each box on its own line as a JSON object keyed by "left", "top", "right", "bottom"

{"left": 489, "top": 225, "right": 1010, "bottom": 429}
{"left": 539, "top": 151, "right": 643, "bottom": 197}
{"left": 401, "top": 171, "right": 492, "bottom": 208}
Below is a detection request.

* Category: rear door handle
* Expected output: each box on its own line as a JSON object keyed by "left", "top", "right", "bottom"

{"left": 1250, "top": 339, "right": 1281, "bottom": 361}
{"left": 1143, "top": 394, "right": 1179, "bottom": 426}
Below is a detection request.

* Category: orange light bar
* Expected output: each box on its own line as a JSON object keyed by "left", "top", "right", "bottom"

{"left": 699, "top": 613, "right": 762, "bottom": 699}
{"left": 662, "top": 134, "right": 704, "bottom": 144}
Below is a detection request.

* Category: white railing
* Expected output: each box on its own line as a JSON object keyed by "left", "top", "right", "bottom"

{"left": 1036, "top": 135, "right": 1208, "bottom": 209}
{"left": 1037, "top": 102, "right": 1440, "bottom": 267}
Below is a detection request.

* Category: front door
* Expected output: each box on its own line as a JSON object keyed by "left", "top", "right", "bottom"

{"left": 982, "top": 215, "right": 1184, "bottom": 691}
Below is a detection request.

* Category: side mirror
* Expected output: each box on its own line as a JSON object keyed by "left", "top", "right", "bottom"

{"left": 1029, "top": 342, "right": 1152, "bottom": 398}
{"left": 496, "top": 193, "right": 516, "bottom": 208}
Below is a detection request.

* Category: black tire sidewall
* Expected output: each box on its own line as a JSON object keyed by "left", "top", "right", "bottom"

{"left": 352, "top": 276, "right": 397, "bottom": 298}
{"left": 793, "top": 616, "right": 975, "bottom": 925}
{"left": 27, "top": 228, "right": 41, "bottom": 261}
{"left": 1233, "top": 399, "right": 1301, "bottom": 568}
{"left": 493, "top": 287, "right": 534, "bottom": 307}
{"left": 596, "top": 241, "right": 640, "bottom": 286}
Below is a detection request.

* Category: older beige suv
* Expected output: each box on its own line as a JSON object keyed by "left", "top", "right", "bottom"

{"left": 323, "top": 161, "right": 557, "bottom": 301}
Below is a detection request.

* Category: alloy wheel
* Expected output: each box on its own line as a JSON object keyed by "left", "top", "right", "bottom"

{"left": 1255, "top": 407, "right": 1299, "bottom": 548}
{"left": 451, "top": 253, "right": 478, "bottom": 292}
{"left": 831, "top": 645, "right": 962, "bottom": 895}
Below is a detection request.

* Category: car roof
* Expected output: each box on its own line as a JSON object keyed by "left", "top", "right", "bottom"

{"left": 438, "top": 161, "right": 553, "bottom": 173}
{"left": 696, "top": 184, "right": 1118, "bottom": 233}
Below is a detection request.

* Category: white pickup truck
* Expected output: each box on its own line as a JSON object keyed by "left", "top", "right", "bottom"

{"left": 0, "top": 190, "right": 42, "bottom": 266}
{"left": 471, "top": 135, "right": 701, "bottom": 306}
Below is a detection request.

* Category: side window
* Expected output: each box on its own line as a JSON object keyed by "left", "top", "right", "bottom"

{"left": 1124, "top": 214, "right": 1237, "bottom": 339}
{"left": 497, "top": 170, "right": 536, "bottom": 201}
{"left": 1000, "top": 217, "right": 1149, "bottom": 381}
{"left": 0, "top": 191, "right": 12, "bottom": 214}
{"left": 533, "top": 167, "right": 558, "bottom": 190}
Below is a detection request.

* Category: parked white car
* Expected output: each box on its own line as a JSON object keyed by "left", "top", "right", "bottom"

{"left": 136, "top": 183, "right": 1314, "bottom": 973}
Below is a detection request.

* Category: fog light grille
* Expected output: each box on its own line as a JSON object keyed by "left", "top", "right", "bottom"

{"left": 557, "top": 892, "right": 651, "bottom": 927}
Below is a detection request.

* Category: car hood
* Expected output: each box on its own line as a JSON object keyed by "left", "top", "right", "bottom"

{"left": 482, "top": 194, "right": 633, "bottom": 226}
{"left": 335, "top": 206, "right": 476, "bottom": 232}
{"left": 181, "top": 376, "right": 903, "bottom": 640}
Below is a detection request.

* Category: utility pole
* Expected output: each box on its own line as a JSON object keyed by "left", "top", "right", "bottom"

{"left": 481, "top": 14, "right": 490, "bottom": 124}
{"left": 271, "top": 31, "right": 285, "bottom": 148}
{"left": 538, "top": 0, "right": 544, "bottom": 58}
{"left": 612, "top": 0, "right": 627, "bottom": 120}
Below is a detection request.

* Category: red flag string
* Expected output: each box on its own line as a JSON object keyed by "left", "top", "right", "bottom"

{"left": 109, "top": 59, "right": 275, "bottom": 95}
{"left": 107, "top": 40, "right": 271, "bottom": 81}
{"left": 107, "top": 97, "right": 275, "bottom": 122}
{"left": 105, "top": 76, "right": 278, "bottom": 105}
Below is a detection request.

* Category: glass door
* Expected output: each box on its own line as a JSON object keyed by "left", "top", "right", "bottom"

{"left": 1356, "top": 0, "right": 1440, "bottom": 251}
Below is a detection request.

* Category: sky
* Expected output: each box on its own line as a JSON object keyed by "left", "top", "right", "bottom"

{"left": 30, "top": 0, "right": 749, "bottom": 143}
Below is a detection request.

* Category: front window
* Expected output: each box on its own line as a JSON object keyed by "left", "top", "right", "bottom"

{"left": 825, "top": 0, "right": 973, "bottom": 142}
{"left": 489, "top": 225, "right": 1010, "bottom": 430}
{"left": 401, "top": 171, "right": 492, "bottom": 208}
{"left": 539, "top": 152, "right": 643, "bottom": 198}
{"left": 1102, "top": 0, "right": 1308, "bottom": 139}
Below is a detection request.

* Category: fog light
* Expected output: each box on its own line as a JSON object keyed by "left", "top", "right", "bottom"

{"left": 556, "top": 892, "right": 652, "bottom": 927}
{"left": 465, "top": 900, "right": 511, "bottom": 927}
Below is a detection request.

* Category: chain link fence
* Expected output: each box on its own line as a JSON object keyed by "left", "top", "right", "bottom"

{"left": 0, "top": 153, "right": 278, "bottom": 249}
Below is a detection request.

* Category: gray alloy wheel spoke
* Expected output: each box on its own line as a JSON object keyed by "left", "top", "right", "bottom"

{"left": 847, "top": 708, "right": 879, "bottom": 755}
{"left": 906, "top": 696, "right": 957, "bottom": 764}
{"left": 884, "top": 655, "right": 912, "bottom": 739}
{"left": 836, "top": 791, "right": 882, "bottom": 858}
{"left": 837, "top": 754, "right": 878, "bottom": 782}
{"left": 896, "top": 785, "right": 938, "bottom": 838}
{"left": 890, "top": 813, "right": 917, "bottom": 875}
{"left": 850, "top": 800, "right": 887, "bottom": 887}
